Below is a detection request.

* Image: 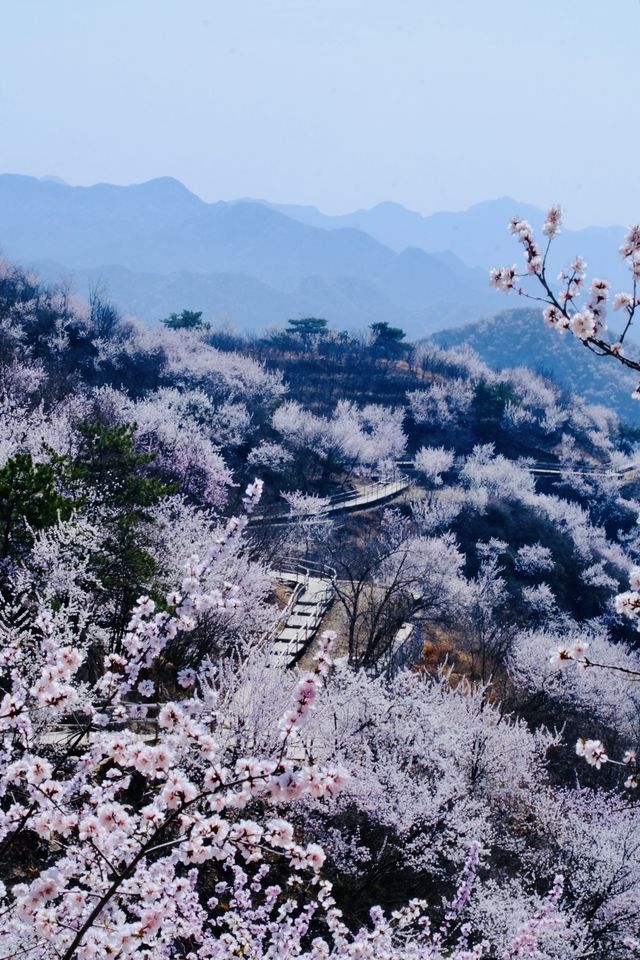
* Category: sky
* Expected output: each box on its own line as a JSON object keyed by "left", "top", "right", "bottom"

{"left": 1, "top": 0, "right": 639, "bottom": 228}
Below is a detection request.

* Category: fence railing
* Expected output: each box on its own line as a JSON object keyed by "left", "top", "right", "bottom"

{"left": 323, "top": 477, "right": 410, "bottom": 509}
{"left": 275, "top": 556, "right": 337, "bottom": 582}
{"left": 251, "top": 475, "right": 411, "bottom": 525}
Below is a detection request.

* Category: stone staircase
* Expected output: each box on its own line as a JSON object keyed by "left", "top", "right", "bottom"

{"left": 269, "top": 559, "right": 336, "bottom": 668}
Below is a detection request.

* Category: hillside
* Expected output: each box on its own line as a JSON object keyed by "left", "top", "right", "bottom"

{"left": 3, "top": 254, "right": 640, "bottom": 956}
{"left": 432, "top": 308, "right": 640, "bottom": 424}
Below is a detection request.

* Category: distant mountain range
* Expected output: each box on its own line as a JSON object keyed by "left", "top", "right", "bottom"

{"left": 0, "top": 174, "right": 503, "bottom": 335}
{"left": 432, "top": 309, "right": 640, "bottom": 423}
{"left": 0, "top": 174, "right": 634, "bottom": 342}
{"left": 259, "top": 197, "right": 631, "bottom": 290}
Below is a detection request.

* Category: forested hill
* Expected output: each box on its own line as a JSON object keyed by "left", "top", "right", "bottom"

{"left": 432, "top": 307, "right": 640, "bottom": 423}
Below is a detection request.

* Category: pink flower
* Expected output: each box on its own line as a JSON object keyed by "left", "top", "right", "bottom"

{"left": 25, "top": 758, "right": 53, "bottom": 786}
{"left": 265, "top": 818, "right": 295, "bottom": 849}
{"left": 304, "top": 843, "right": 326, "bottom": 871}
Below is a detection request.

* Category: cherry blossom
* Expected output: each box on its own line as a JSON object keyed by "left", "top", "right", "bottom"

{"left": 492, "top": 209, "right": 640, "bottom": 389}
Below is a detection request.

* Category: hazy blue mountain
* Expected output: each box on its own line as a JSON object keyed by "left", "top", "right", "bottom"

{"left": 432, "top": 308, "right": 640, "bottom": 423}
{"left": 31, "top": 257, "right": 498, "bottom": 338}
{"left": 261, "top": 196, "right": 545, "bottom": 266}
{"left": 263, "top": 197, "right": 632, "bottom": 291}
{"left": 5, "top": 176, "right": 629, "bottom": 340}
{"left": 30, "top": 259, "right": 411, "bottom": 332}
{"left": 0, "top": 174, "right": 503, "bottom": 334}
{"left": 30, "top": 260, "right": 294, "bottom": 328}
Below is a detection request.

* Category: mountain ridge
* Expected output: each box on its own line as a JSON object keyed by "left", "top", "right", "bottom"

{"left": 0, "top": 174, "right": 503, "bottom": 335}
{"left": 1, "top": 174, "right": 633, "bottom": 339}
{"left": 259, "top": 195, "right": 632, "bottom": 290}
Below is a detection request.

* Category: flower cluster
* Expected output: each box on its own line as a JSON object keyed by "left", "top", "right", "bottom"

{"left": 504, "top": 874, "right": 564, "bottom": 959}
{"left": 614, "top": 565, "right": 640, "bottom": 626}
{"left": 575, "top": 737, "right": 640, "bottom": 786}
{"left": 491, "top": 208, "right": 640, "bottom": 391}
{"left": 544, "top": 574, "right": 640, "bottom": 786}
{"left": 575, "top": 737, "right": 608, "bottom": 769}
{"left": 489, "top": 263, "right": 520, "bottom": 293}
{"left": 546, "top": 564, "right": 640, "bottom": 787}
{"left": 542, "top": 204, "right": 562, "bottom": 238}
{"left": 548, "top": 637, "right": 590, "bottom": 668}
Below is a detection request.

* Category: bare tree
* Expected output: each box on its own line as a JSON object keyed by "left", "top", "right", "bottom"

{"left": 328, "top": 510, "right": 463, "bottom": 674}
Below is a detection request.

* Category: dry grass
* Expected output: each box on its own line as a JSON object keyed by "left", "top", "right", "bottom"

{"left": 419, "top": 627, "right": 476, "bottom": 687}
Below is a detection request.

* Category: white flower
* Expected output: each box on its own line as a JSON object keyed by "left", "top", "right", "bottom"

{"left": 542, "top": 205, "right": 562, "bottom": 237}
{"left": 613, "top": 292, "right": 633, "bottom": 311}
{"left": 569, "top": 309, "right": 596, "bottom": 341}
{"left": 489, "top": 265, "right": 519, "bottom": 293}
{"left": 576, "top": 738, "right": 608, "bottom": 769}
{"left": 543, "top": 305, "right": 569, "bottom": 331}
{"left": 177, "top": 668, "right": 197, "bottom": 689}
{"left": 590, "top": 278, "right": 610, "bottom": 298}
{"left": 265, "top": 818, "right": 295, "bottom": 849}
{"left": 621, "top": 225, "right": 640, "bottom": 257}
{"left": 569, "top": 640, "right": 590, "bottom": 659}
{"left": 489, "top": 267, "right": 502, "bottom": 289}
{"left": 615, "top": 590, "right": 640, "bottom": 618}
{"left": 549, "top": 646, "right": 572, "bottom": 667}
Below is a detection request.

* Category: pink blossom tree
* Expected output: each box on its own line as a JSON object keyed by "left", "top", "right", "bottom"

{"left": 0, "top": 481, "right": 568, "bottom": 959}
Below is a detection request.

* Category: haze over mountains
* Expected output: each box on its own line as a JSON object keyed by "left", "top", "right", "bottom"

{"left": 1, "top": 173, "right": 501, "bottom": 334}
{"left": 1, "top": 172, "right": 629, "bottom": 341}
{"left": 0, "top": 173, "right": 635, "bottom": 381}
{"left": 261, "top": 197, "right": 630, "bottom": 285}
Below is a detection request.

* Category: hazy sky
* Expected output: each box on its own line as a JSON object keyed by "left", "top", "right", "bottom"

{"left": 1, "top": 0, "right": 638, "bottom": 227}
